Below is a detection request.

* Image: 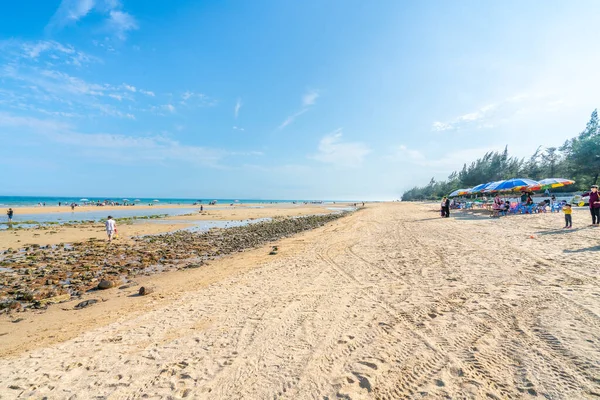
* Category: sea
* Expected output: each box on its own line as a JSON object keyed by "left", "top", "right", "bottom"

{"left": 0, "top": 196, "right": 332, "bottom": 207}
{"left": 0, "top": 196, "right": 354, "bottom": 227}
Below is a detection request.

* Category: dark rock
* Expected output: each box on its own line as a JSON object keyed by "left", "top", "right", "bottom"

{"left": 97, "top": 280, "right": 114, "bottom": 290}
{"left": 138, "top": 286, "right": 154, "bottom": 296}
{"left": 74, "top": 299, "right": 98, "bottom": 309}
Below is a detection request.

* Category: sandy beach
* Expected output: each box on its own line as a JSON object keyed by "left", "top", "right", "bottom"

{"left": 7, "top": 202, "right": 339, "bottom": 216}
{"left": 1, "top": 202, "right": 599, "bottom": 399}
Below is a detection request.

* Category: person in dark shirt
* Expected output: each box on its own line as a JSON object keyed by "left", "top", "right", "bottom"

{"left": 6, "top": 208, "right": 13, "bottom": 222}
{"left": 444, "top": 197, "right": 451, "bottom": 218}
{"left": 581, "top": 185, "right": 600, "bottom": 226}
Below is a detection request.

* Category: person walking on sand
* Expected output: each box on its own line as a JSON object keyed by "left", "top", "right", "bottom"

{"left": 6, "top": 208, "right": 13, "bottom": 222}
{"left": 581, "top": 185, "right": 600, "bottom": 226}
{"left": 105, "top": 216, "right": 116, "bottom": 242}
{"left": 563, "top": 203, "right": 572, "bottom": 229}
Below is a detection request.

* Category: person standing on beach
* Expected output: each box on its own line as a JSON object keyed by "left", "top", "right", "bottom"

{"left": 563, "top": 204, "right": 572, "bottom": 229}
{"left": 581, "top": 185, "right": 600, "bottom": 226}
{"left": 440, "top": 197, "right": 446, "bottom": 217}
{"left": 6, "top": 208, "right": 13, "bottom": 222}
{"left": 105, "top": 216, "right": 116, "bottom": 242}
{"left": 444, "top": 197, "right": 451, "bottom": 217}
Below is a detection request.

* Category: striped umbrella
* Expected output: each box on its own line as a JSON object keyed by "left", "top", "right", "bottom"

{"left": 482, "top": 180, "right": 506, "bottom": 193}
{"left": 528, "top": 178, "right": 575, "bottom": 191}
{"left": 467, "top": 182, "right": 494, "bottom": 194}
{"left": 490, "top": 178, "right": 539, "bottom": 193}
{"left": 449, "top": 189, "right": 469, "bottom": 197}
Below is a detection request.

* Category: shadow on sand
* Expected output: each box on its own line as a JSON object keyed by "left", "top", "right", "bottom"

{"left": 535, "top": 228, "right": 584, "bottom": 236}
{"left": 564, "top": 245, "right": 600, "bottom": 253}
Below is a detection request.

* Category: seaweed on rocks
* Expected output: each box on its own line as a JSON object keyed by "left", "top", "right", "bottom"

{"left": 0, "top": 212, "right": 349, "bottom": 312}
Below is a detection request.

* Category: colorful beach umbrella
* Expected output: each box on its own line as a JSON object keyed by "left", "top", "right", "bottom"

{"left": 528, "top": 178, "right": 575, "bottom": 191}
{"left": 467, "top": 182, "right": 494, "bottom": 194}
{"left": 489, "top": 178, "right": 539, "bottom": 193}
{"left": 482, "top": 180, "right": 506, "bottom": 193}
{"left": 449, "top": 189, "right": 467, "bottom": 197}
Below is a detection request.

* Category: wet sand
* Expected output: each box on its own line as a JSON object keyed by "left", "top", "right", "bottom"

{"left": 6, "top": 202, "right": 339, "bottom": 216}
{"left": 0, "top": 204, "right": 340, "bottom": 249}
{"left": 1, "top": 203, "right": 599, "bottom": 399}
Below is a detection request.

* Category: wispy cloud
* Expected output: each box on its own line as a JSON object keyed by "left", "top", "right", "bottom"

{"left": 0, "top": 41, "right": 160, "bottom": 120}
{"left": 234, "top": 97, "right": 242, "bottom": 119}
{"left": 233, "top": 126, "right": 245, "bottom": 131}
{"left": 0, "top": 111, "right": 261, "bottom": 167}
{"left": 106, "top": 10, "right": 138, "bottom": 40}
{"left": 431, "top": 91, "right": 564, "bottom": 133}
{"left": 387, "top": 144, "right": 504, "bottom": 170}
{"left": 0, "top": 39, "right": 99, "bottom": 66}
{"left": 302, "top": 89, "right": 319, "bottom": 107}
{"left": 310, "top": 129, "right": 370, "bottom": 168}
{"left": 278, "top": 108, "right": 308, "bottom": 129}
{"left": 47, "top": 0, "right": 138, "bottom": 41}
{"left": 278, "top": 89, "right": 320, "bottom": 129}
{"left": 179, "top": 91, "right": 217, "bottom": 107}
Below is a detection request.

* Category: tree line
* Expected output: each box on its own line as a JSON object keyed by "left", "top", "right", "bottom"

{"left": 402, "top": 109, "right": 600, "bottom": 201}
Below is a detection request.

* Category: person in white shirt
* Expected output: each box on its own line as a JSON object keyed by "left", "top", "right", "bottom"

{"left": 105, "top": 216, "right": 116, "bottom": 242}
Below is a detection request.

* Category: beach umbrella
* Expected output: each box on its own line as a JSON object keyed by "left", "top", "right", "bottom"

{"left": 468, "top": 182, "right": 494, "bottom": 194}
{"left": 493, "top": 178, "right": 538, "bottom": 192}
{"left": 448, "top": 189, "right": 465, "bottom": 197}
{"left": 134, "top": 199, "right": 141, "bottom": 202}
{"left": 152, "top": 199, "right": 159, "bottom": 202}
{"left": 528, "top": 178, "right": 575, "bottom": 191}
{"left": 123, "top": 199, "right": 130, "bottom": 202}
{"left": 482, "top": 180, "right": 506, "bottom": 193}
{"left": 491, "top": 178, "right": 539, "bottom": 192}
{"left": 80, "top": 198, "right": 89, "bottom": 202}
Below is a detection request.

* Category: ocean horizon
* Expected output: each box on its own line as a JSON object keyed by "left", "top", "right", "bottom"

{"left": 0, "top": 196, "right": 354, "bottom": 207}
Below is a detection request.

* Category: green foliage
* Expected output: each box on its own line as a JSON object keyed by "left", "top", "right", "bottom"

{"left": 402, "top": 109, "right": 600, "bottom": 201}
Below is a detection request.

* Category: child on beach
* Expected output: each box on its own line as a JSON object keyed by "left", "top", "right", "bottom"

{"left": 563, "top": 204, "right": 572, "bottom": 229}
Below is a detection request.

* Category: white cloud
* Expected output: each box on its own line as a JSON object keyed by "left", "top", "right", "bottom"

{"left": 310, "top": 129, "right": 370, "bottom": 168}
{"left": 0, "top": 111, "right": 238, "bottom": 167}
{"left": 0, "top": 39, "right": 99, "bottom": 66}
{"left": 432, "top": 121, "right": 453, "bottom": 132}
{"left": 234, "top": 97, "right": 242, "bottom": 118}
{"left": 46, "top": 0, "right": 138, "bottom": 41}
{"left": 163, "top": 104, "right": 176, "bottom": 113}
{"left": 48, "top": 0, "right": 95, "bottom": 28}
{"left": 107, "top": 10, "right": 138, "bottom": 40}
{"left": 388, "top": 144, "right": 504, "bottom": 171}
{"left": 140, "top": 90, "right": 155, "bottom": 97}
{"left": 302, "top": 89, "right": 319, "bottom": 107}
{"left": 278, "top": 109, "right": 308, "bottom": 129}
{"left": 123, "top": 84, "right": 136, "bottom": 92}
{"left": 233, "top": 126, "right": 245, "bottom": 131}
{"left": 179, "top": 91, "right": 217, "bottom": 107}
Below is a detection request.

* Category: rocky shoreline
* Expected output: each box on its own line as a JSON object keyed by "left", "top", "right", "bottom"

{"left": 0, "top": 212, "right": 350, "bottom": 313}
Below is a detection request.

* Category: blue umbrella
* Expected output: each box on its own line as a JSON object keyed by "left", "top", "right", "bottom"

{"left": 482, "top": 180, "right": 506, "bottom": 193}
{"left": 468, "top": 182, "right": 494, "bottom": 194}
{"left": 492, "top": 178, "right": 539, "bottom": 192}
{"left": 449, "top": 189, "right": 469, "bottom": 197}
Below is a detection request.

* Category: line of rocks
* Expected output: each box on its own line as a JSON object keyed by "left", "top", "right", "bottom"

{"left": 0, "top": 212, "right": 350, "bottom": 313}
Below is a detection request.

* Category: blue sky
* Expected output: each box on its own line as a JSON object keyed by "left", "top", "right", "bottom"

{"left": 1, "top": 1, "right": 599, "bottom": 200}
